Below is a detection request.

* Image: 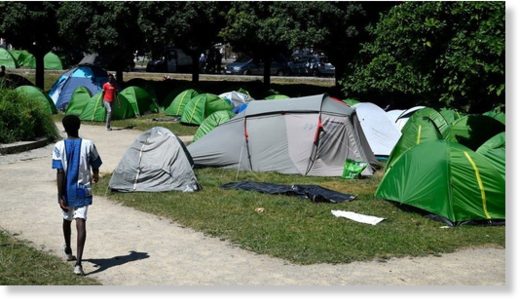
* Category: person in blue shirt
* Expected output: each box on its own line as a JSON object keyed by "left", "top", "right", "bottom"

{"left": 52, "top": 115, "right": 102, "bottom": 275}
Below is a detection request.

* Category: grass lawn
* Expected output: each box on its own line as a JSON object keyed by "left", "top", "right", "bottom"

{"left": 93, "top": 165, "right": 505, "bottom": 265}
{"left": 0, "top": 231, "right": 100, "bottom": 285}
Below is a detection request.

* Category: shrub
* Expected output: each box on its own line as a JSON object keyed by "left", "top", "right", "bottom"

{"left": 0, "top": 87, "right": 59, "bottom": 144}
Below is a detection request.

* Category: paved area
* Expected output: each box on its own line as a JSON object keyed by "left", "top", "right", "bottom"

{"left": 0, "top": 123, "right": 507, "bottom": 286}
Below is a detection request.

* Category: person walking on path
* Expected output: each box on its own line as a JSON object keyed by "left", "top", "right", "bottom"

{"left": 101, "top": 73, "right": 117, "bottom": 131}
{"left": 52, "top": 115, "right": 103, "bottom": 275}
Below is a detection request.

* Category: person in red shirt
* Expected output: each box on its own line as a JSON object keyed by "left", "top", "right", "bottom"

{"left": 101, "top": 74, "right": 117, "bottom": 131}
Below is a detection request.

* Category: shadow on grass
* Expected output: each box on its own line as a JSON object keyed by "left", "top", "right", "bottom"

{"left": 84, "top": 250, "right": 150, "bottom": 276}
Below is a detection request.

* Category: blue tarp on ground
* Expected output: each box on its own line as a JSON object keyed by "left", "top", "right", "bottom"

{"left": 221, "top": 181, "right": 356, "bottom": 203}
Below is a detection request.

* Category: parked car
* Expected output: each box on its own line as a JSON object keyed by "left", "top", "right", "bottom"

{"left": 288, "top": 55, "right": 335, "bottom": 77}
{"left": 308, "top": 56, "right": 335, "bottom": 77}
{"left": 146, "top": 47, "right": 193, "bottom": 73}
{"left": 225, "top": 57, "right": 290, "bottom": 76}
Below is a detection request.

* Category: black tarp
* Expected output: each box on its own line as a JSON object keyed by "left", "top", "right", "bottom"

{"left": 221, "top": 181, "right": 356, "bottom": 203}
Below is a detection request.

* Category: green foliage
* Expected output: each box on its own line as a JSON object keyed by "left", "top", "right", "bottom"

{"left": 0, "top": 88, "right": 59, "bottom": 144}
{"left": 342, "top": 1, "right": 505, "bottom": 112}
{"left": 57, "top": 2, "right": 143, "bottom": 76}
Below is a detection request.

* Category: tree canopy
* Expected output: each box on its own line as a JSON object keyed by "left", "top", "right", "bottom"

{"left": 0, "top": 1, "right": 505, "bottom": 114}
{"left": 342, "top": 1, "right": 505, "bottom": 113}
{"left": 58, "top": 2, "right": 144, "bottom": 82}
{"left": 0, "top": 1, "right": 59, "bottom": 88}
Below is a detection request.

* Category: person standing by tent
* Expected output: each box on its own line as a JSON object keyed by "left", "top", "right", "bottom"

{"left": 101, "top": 73, "right": 117, "bottom": 131}
{"left": 0, "top": 65, "right": 6, "bottom": 77}
{"left": 52, "top": 115, "right": 102, "bottom": 275}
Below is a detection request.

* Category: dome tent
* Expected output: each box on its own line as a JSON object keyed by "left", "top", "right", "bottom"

{"left": 476, "top": 132, "right": 505, "bottom": 173}
{"left": 376, "top": 140, "right": 505, "bottom": 225}
{"left": 218, "top": 91, "right": 254, "bottom": 108}
{"left": 446, "top": 115, "right": 505, "bottom": 151}
{"left": 113, "top": 86, "right": 160, "bottom": 120}
{"left": 393, "top": 106, "right": 425, "bottom": 130}
{"left": 78, "top": 86, "right": 160, "bottom": 122}
{"left": 109, "top": 127, "right": 200, "bottom": 193}
{"left": 187, "top": 94, "right": 378, "bottom": 177}
{"left": 180, "top": 93, "right": 233, "bottom": 125}
{"left": 439, "top": 108, "right": 465, "bottom": 124}
{"left": 48, "top": 64, "right": 108, "bottom": 111}
{"left": 0, "top": 48, "right": 17, "bottom": 68}
{"left": 352, "top": 102, "right": 401, "bottom": 158}
{"left": 15, "top": 85, "right": 57, "bottom": 114}
{"left": 164, "top": 88, "right": 199, "bottom": 116}
{"left": 193, "top": 110, "right": 236, "bottom": 142}
{"left": 65, "top": 87, "right": 93, "bottom": 116}
{"left": 385, "top": 107, "right": 450, "bottom": 169}
{"left": 10, "top": 50, "right": 63, "bottom": 70}
{"left": 78, "top": 92, "right": 106, "bottom": 122}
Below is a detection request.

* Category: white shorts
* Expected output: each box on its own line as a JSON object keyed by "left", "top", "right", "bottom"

{"left": 62, "top": 206, "right": 89, "bottom": 221}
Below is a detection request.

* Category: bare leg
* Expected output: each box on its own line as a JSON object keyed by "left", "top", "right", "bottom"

{"left": 75, "top": 218, "right": 86, "bottom": 266}
{"left": 63, "top": 219, "right": 72, "bottom": 252}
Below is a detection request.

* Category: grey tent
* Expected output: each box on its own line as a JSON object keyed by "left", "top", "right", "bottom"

{"left": 109, "top": 127, "right": 199, "bottom": 192}
{"left": 187, "top": 94, "right": 378, "bottom": 177}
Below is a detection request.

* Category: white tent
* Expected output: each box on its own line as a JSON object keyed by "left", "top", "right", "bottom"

{"left": 218, "top": 91, "right": 254, "bottom": 108}
{"left": 353, "top": 102, "right": 402, "bottom": 157}
{"left": 394, "top": 106, "right": 425, "bottom": 130}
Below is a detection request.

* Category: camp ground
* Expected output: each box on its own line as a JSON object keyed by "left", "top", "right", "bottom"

{"left": 4, "top": 71, "right": 507, "bottom": 228}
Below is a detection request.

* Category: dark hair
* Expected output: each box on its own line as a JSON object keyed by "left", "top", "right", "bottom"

{"left": 62, "top": 115, "right": 80, "bottom": 133}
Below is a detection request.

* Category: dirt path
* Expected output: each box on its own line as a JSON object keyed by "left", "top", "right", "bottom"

{"left": 0, "top": 124, "right": 506, "bottom": 286}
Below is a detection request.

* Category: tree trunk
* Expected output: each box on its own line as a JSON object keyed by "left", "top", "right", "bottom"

{"left": 116, "top": 69, "right": 123, "bottom": 83}
{"left": 34, "top": 52, "right": 45, "bottom": 89}
{"left": 191, "top": 53, "right": 200, "bottom": 83}
{"left": 263, "top": 54, "right": 271, "bottom": 89}
{"left": 334, "top": 61, "right": 345, "bottom": 89}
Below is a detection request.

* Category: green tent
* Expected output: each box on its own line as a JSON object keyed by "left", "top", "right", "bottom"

{"left": 114, "top": 86, "right": 160, "bottom": 119}
{"left": 43, "top": 51, "right": 63, "bottom": 70}
{"left": 343, "top": 98, "right": 360, "bottom": 106}
{"left": 15, "top": 85, "right": 57, "bottom": 114}
{"left": 9, "top": 50, "right": 35, "bottom": 68}
{"left": 265, "top": 94, "right": 289, "bottom": 100}
{"left": 164, "top": 88, "right": 199, "bottom": 116}
{"left": 79, "top": 92, "right": 106, "bottom": 122}
{"left": 483, "top": 110, "right": 505, "bottom": 125}
{"left": 439, "top": 108, "right": 465, "bottom": 124}
{"left": 376, "top": 140, "right": 505, "bottom": 224}
{"left": 9, "top": 50, "right": 63, "bottom": 70}
{"left": 0, "top": 48, "right": 17, "bottom": 68}
{"left": 181, "top": 93, "right": 233, "bottom": 125}
{"left": 193, "top": 110, "right": 235, "bottom": 142}
{"left": 476, "top": 132, "right": 505, "bottom": 174}
{"left": 65, "top": 86, "right": 92, "bottom": 116}
{"left": 386, "top": 107, "right": 449, "bottom": 169}
{"left": 447, "top": 115, "right": 505, "bottom": 151}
